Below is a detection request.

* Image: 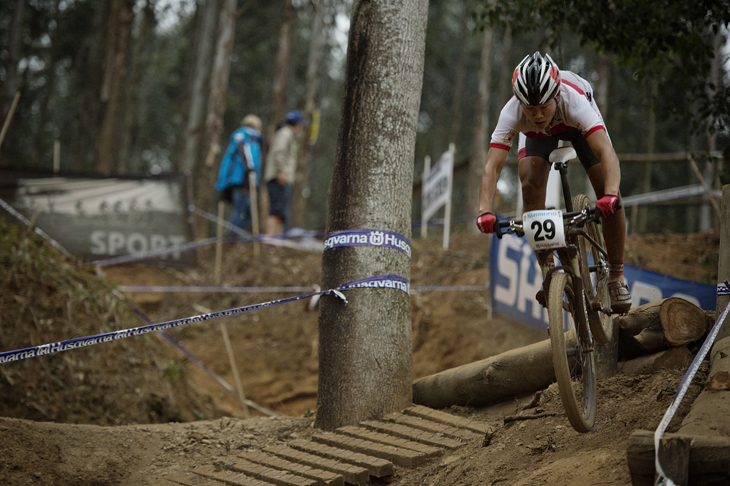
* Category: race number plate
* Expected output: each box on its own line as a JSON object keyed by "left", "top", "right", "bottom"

{"left": 522, "top": 210, "right": 566, "bottom": 250}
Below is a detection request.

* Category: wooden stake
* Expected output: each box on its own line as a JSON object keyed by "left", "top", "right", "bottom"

{"left": 420, "top": 155, "right": 431, "bottom": 239}
{"left": 220, "top": 322, "right": 250, "bottom": 418}
{"left": 248, "top": 171, "right": 260, "bottom": 256}
{"left": 0, "top": 92, "right": 21, "bottom": 150}
{"left": 215, "top": 200, "right": 224, "bottom": 285}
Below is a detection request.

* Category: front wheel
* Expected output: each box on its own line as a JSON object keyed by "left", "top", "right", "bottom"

{"left": 549, "top": 272, "right": 597, "bottom": 433}
{"left": 572, "top": 194, "right": 613, "bottom": 345}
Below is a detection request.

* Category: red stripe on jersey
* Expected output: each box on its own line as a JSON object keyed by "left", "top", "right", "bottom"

{"left": 562, "top": 79, "right": 585, "bottom": 96}
{"left": 524, "top": 131, "right": 549, "bottom": 139}
{"left": 584, "top": 126, "right": 605, "bottom": 137}
{"left": 518, "top": 147, "right": 526, "bottom": 159}
{"left": 490, "top": 142, "right": 511, "bottom": 151}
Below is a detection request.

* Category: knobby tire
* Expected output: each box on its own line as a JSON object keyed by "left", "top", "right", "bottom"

{"left": 572, "top": 194, "right": 613, "bottom": 345}
{"left": 548, "top": 272, "right": 597, "bottom": 433}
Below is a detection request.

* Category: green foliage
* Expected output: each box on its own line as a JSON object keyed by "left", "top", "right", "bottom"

{"left": 476, "top": 0, "right": 730, "bottom": 137}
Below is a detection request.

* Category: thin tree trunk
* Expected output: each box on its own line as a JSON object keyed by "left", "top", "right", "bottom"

{"left": 447, "top": 0, "right": 470, "bottom": 145}
{"left": 467, "top": 26, "right": 494, "bottom": 231}
{"left": 264, "top": 0, "right": 295, "bottom": 146}
{"left": 197, "top": 0, "right": 238, "bottom": 237}
{"left": 180, "top": 0, "right": 220, "bottom": 173}
{"left": 93, "top": 0, "right": 134, "bottom": 174}
{"left": 1, "top": 0, "right": 24, "bottom": 122}
{"left": 595, "top": 53, "right": 611, "bottom": 118}
{"left": 260, "top": 0, "right": 295, "bottom": 228}
{"left": 118, "top": 0, "right": 156, "bottom": 174}
{"left": 316, "top": 0, "right": 428, "bottom": 431}
{"left": 290, "top": 0, "right": 327, "bottom": 229}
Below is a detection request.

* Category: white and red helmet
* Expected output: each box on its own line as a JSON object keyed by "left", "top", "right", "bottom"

{"left": 512, "top": 52, "right": 561, "bottom": 106}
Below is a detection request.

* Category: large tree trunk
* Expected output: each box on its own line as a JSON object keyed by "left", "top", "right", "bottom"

{"left": 93, "top": 0, "right": 134, "bottom": 174}
{"left": 290, "top": 0, "right": 327, "bottom": 229}
{"left": 179, "top": 0, "right": 220, "bottom": 173}
{"left": 315, "top": 0, "right": 428, "bottom": 431}
{"left": 467, "top": 26, "right": 494, "bottom": 232}
{"left": 196, "top": 0, "right": 238, "bottom": 237}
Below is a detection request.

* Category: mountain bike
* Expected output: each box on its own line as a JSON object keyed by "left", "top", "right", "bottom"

{"left": 494, "top": 146, "right": 614, "bottom": 433}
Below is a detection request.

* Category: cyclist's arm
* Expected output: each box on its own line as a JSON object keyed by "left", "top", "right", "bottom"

{"left": 586, "top": 129, "right": 621, "bottom": 196}
{"left": 478, "top": 146, "right": 509, "bottom": 214}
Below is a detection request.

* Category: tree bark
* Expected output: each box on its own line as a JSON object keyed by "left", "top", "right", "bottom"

{"left": 179, "top": 0, "right": 220, "bottom": 173}
{"left": 467, "top": 26, "right": 494, "bottom": 232}
{"left": 290, "top": 0, "right": 327, "bottom": 229}
{"left": 196, "top": 0, "right": 238, "bottom": 237}
{"left": 315, "top": 0, "right": 428, "bottom": 431}
{"left": 413, "top": 338, "right": 556, "bottom": 409}
{"left": 93, "top": 0, "right": 134, "bottom": 174}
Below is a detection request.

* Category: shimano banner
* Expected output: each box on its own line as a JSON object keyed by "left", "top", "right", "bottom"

{"left": 490, "top": 232, "right": 716, "bottom": 331}
{"left": 0, "top": 169, "right": 195, "bottom": 266}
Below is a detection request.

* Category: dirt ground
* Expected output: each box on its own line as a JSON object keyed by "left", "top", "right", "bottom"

{"left": 0, "top": 221, "right": 721, "bottom": 486}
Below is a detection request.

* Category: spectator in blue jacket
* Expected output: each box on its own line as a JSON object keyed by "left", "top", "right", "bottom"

{"left": 215, "top": 114, "right": 263, "bottom": 231}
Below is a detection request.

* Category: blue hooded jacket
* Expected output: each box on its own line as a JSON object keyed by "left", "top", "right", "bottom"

{"left": 215, "top": 126, "right": 262, "bottom": 191}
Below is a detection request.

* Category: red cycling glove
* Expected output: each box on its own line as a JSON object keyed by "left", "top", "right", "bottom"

{"left": 476, "top": 212, "right": 497, "bottom": 234}
{"left": 596, "top": 194, "right": 620, "bottom": 217}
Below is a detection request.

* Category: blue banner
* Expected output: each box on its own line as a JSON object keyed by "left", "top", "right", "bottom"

{"left": 490, "top": 232, "right": 716, "bottom": 331}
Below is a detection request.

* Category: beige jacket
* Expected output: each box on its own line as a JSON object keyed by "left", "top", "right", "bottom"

{"left": 264, "top": 125, "right": 298, "bottom": 183}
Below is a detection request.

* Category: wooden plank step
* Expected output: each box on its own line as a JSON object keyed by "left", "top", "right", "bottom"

{"left": 359, "top": 420, "right": 464, "bottom": 449}
{"left": 193, "top": 464, "right": 276, "bottom": 486}
{"left": 337, "top": 425, "right": 446, "bottom": 453}
{"left": 263, "top": 444, "right": 370, "bottom": 485}
{"left": 164, "top": 472, "right": 227, "bottom": 485}
{"left": 383, "top": 412, "right": 482, "bottom": 441}
{"left": 239, "top": 450, "right": 343, "bottom": 486}
{"left": 288, "top": 439, "right": 394, "bottom": 478}
{"left": 226, "top": 457, "right": 317, "bottom": 486}
{"left": 311, "top": 431, "right": 429, "bottom": 467}
{"left": 403, "top": 405, "right": 492, "bottom": 434}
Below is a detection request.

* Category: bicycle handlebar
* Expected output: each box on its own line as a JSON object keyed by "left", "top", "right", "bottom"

{"left": 494, "top": 204, "right": 605, "bottom": 240}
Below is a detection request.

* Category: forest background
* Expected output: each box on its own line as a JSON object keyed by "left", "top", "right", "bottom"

{"left": 1, "top": 0, "right": 729, "bottom": 235}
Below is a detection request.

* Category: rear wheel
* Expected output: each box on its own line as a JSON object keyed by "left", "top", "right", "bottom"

{"left": 572, "top": 194, "right": 613, "bottom": 345}
{"left": 548, "top": 272, "right": 596, "bottom": 433}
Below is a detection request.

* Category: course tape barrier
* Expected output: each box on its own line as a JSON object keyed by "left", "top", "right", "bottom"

{"left": 0, "top": 196, "right": 76, "bottom": 260}
{"left": 0, "top": 274, "right": 408, "bottom": 365}
{"left": 324, "top": 229, "right": 411, "bottom": 257}
{"left": 116, "top": 284, "right": 488, "bottom": 293}
{"left": 653, "top": 302, "right": 730, "bottom": 486}
{"left": 124, "top": 304, "right": 281, "bottom": 417}
{"left": 718, "top": 279, "right": 730, "bottom": 296}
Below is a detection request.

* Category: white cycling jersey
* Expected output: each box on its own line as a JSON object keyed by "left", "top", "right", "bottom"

{"left": 490, "top": 70, "right": 610, "bottom": 154}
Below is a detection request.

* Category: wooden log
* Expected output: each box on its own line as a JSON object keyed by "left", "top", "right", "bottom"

{"left": 627, "top": 429, "right": 730, "bottom": 485}
{"left": 617, "top": 297, "right": 708, "bottom": 349}
{"left": 412, "top": 338, "right": 556, "bottom": 409}
{"left": 677, "top": 336, "right": 730, "bottom": 438}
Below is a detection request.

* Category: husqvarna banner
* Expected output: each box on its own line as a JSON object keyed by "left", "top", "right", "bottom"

{"left": 0, "top": 169, "right": 195, "bottom": 266}
{"left": 490, "top": 232, "right": 716, "bottom": 331}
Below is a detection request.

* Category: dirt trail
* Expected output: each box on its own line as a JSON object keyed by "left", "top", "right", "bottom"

{"left": 0, "top": 225, "right": 721, "bottom": 485}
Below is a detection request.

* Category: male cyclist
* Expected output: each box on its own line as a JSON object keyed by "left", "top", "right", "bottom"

{"left": 476, "top": 52, "right": 631, "bottom": 314}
